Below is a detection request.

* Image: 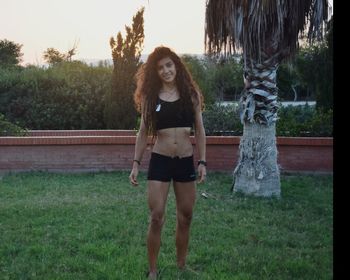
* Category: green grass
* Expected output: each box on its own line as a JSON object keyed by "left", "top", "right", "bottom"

{"left": 0, "top": 172, "right": 333, "bottom": 279}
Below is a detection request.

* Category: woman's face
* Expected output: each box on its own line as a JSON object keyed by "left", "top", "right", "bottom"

{"left": 156, "top": 56, "right": 177, "bottom": 84}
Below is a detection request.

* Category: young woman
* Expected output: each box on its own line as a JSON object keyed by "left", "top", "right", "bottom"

{"left": 129, "top": 46, "right": 206, "bottom": 279}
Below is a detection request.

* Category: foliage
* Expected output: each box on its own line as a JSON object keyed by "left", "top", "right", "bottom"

{"left": 276, "top": 105, "right": 333, "bottom": 137}
{"left": 203, "top": 103, "right": 332, "bottom": 137}
{"left": 205, "top": 0, "right": 329, "bottom": 62}
{"left": 202, "top": 103, "right": 242, "bottom": 135}
{"left": 277, "top": 63, "right": 300, "bottom": 101}
{"left": 181, "top": 55, "right": 244, "bottom": 105}
{"left": 0, "top": 62, "right": 112, "bottom": 129}
{"left": 0, "top": 113, "right": 27, "bottom": 136}
{"left": 31, "top": 62, "right": 111, "bottom": 129}
{"left": 104, "top": 7, "right": 144, "bottom": 130}
{"left": 294, "top": 16, "right": 333, "bottom": 111}
{"left": 0, "top": 66, "right": 35, "bottom": 127}
{"left": 0, "top": 172, "right": 333, "bottom": 279}
{"left": 0, "top": 39, "right": 23, "bottom": 67}
{"left": 181, "top": 55, "right": 215, "bottom": 105}
{"left": 42, "top": 48, "right": 66, "bottom": 64}
{"left": 295, "top": 45, "right": 333, "bottom": 112}
{"left": 182, "top": 45, "right": 332, "bottom": 108}
{"left": 0, "top": 18, "right": 332, "bottom": 130}
{"left": 207, "top": 56, "right": 243, "bottom": 102}
{"left": 0, "top": 56, "right": 332, "bottom": 135}
{"left": 42, "top": 42, "right": 78, "bottom": 65}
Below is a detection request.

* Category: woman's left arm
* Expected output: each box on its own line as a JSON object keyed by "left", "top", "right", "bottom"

{"left": 193, "top": 100, "right": 207, "bottom": 183}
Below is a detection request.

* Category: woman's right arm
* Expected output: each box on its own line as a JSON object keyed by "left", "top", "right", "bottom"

{"left": 129, "top": 116, "right": 148, "bottom": 186}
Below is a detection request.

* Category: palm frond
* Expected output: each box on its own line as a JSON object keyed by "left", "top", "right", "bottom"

{"left": 205, "top": 0, "right": 329, "bottom": 60}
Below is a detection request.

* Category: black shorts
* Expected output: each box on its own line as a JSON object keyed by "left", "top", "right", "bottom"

{"left": 147, "top": 152, "right": 197, "bottom": 182}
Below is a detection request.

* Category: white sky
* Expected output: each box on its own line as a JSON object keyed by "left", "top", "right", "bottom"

{"left": 1, "top": 0, "right": 333, "bottom": 66}
{"left": 0, "top": 0, "right": 206, "bottom": 65}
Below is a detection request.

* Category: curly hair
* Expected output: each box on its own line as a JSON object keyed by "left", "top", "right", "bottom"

{"left": 134, "top": 46, "right": 204, "bottom": 136}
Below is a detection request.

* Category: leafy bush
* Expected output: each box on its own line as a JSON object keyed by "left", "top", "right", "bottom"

{"left": 276, "top": 104, "right": 333, "bottom": 136}
{"left": 202, "top": 103, "right": 243, "bottom": 135}
{"left": 203, "top": 103, "right": 333, "bottom": 137}
{"left": 0, "top": 62, "right": 112, "bottom": 130}
{"left": 0, "top": 113, "right": 27, "bottom": 136}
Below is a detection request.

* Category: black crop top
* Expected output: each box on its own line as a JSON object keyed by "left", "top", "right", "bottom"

{"left": 155, "top": 98, "right": 194, "bottom": 130}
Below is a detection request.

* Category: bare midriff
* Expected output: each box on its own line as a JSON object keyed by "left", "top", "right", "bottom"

{"left": 152, "top": 127, "right": 193, "bottom": 158}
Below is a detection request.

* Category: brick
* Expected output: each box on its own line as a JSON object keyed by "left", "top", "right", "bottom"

{"left": 0, "top": 131, "right": 333, "bottom": 174}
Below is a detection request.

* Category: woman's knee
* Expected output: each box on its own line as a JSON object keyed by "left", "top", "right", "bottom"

{"left": 177, "top": 210, "right": 193, "bottom": 226}
{"left": 150, "top": 210, "right": 165, "bottom": 228}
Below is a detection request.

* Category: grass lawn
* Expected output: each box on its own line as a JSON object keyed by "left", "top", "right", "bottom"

{"left": 0, "top": 171, "right": 333, "bottom": 279}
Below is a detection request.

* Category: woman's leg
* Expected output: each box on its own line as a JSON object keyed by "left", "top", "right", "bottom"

{"left": 173, "top": 181, "right": 196, "bottom": 269}
{"left": 147, "top": 180, "right": 170, "bottom": 276}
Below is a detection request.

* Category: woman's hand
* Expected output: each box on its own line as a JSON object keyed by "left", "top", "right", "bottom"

{"left": 197, "top": 164, "right": 207, "bottom": 184}
{"left": 129, "top": 165, "right": 139, "bottom": 186}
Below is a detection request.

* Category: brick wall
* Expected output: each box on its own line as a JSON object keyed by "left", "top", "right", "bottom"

{"left": 0, "top": 131, "right": 333, "bottom": 174}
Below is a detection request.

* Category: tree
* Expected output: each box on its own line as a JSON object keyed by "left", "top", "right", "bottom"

{"left": 43, "top": 48, "right": 65, "bottom": 64}
{"left": 43, "top": 42, "right": 78, "bottom": 65}
{"left": 0, "top": 39, "right": 23, "bottom": 67}
{"left": 104, "top": 7, "right": 144, "bottom": 129}
{"left": 66, "top": 40, "right": 79, "bottom": 62}
{"left": 205, "top": 0, "right": 329, "bottom": 197}
{"left": 210, "top": 57, "right": 243, "bottom": 102}
{"left": 317, "top": 15, "right": 333, "bottom": 111}
{"left": 295, "top": 15, "right": 333, "bottom": 111}
{"left": 181, "top": 55, "right": 214, "bottom": 105}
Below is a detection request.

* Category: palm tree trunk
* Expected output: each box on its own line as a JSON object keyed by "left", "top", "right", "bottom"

{"left": 233, "top": 122, "right": 280, "bottom": 197}
{"left": 233, "top": 56, "right": 281, "bottom": 197}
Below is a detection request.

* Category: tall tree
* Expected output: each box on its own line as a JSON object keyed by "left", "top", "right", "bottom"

{"left": 104, "top": 7, "right": 144, "bottom": 129}
{"left": 205, "top": 0, "right": 329, "bottom": 197}
{"left": 0, "top": 39, "right": 23, "bottom": 67}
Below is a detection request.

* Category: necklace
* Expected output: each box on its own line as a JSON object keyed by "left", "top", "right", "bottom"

{"left": 156, "top": 102, "right": 162, "bottom": 112}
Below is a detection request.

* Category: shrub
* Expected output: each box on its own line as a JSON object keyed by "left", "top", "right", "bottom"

{"left": 0, "top": 62, "right": 112, "bottom": 130}
{"left": 203, "top": 103, "right": 333, "bottom": 137}
{"left": 202, "top": 103, "right": 243, "bottom": 135}
{"left": 0, "top": 113, "right": 27, "bottom": 136}
{"left": 276, "top": 105, "right": 333, "bottom": 137}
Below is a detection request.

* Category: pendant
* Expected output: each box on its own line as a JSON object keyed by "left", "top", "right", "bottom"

{"left": 156, "top": 104, "right": 161, "bottom": 112}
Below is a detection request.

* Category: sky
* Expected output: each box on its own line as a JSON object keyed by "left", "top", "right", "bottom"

{"left": 1, "top": 0, "right": 333, "bottom": 66}
{"left": 1, "top": 0, "right": 206, "bottom": 65}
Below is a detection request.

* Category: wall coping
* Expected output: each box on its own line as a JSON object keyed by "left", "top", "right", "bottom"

{"left": 27, "top": 130, "right": 137, "bottom": 136}
{"left": 0, "top": 133, "right": 333, "bottom": 147}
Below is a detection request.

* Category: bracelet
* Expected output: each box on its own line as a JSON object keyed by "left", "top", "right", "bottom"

{"left": 133, "top": 159, "right": 141, "bottom": 165}
{"left": 197, "top": 160, "right": 207, "bottom": 167}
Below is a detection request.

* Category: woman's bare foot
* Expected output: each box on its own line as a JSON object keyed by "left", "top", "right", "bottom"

{"left": 147, "top": 271, "right": 157, "bottom": 279}
{"left": 177, "top": 260, "right": 186, "bottom": 270}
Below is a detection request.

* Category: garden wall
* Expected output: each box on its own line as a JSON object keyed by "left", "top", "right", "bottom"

{"left": 0, "top": 130, "right": 333, "bottom": 174}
